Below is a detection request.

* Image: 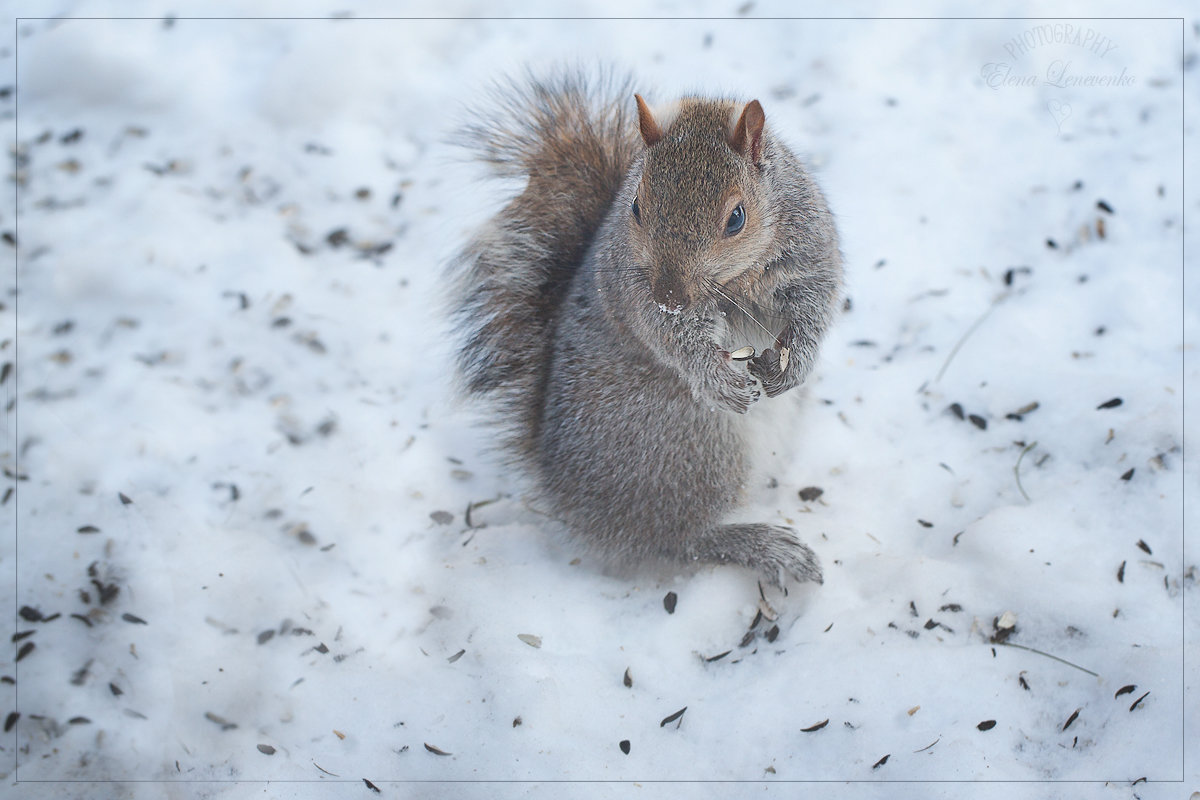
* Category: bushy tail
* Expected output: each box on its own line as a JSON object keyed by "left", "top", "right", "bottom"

{"left": 449, "top": 69, "right": 639, "bottom": 464}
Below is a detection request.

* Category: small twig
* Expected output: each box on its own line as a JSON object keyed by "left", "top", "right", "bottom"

{"left": 914, "top": 736, "right": 940, "bottom": 753}
{"left": 935, "top": 293, "right": 1008, "bottom": 383}
{"left": 1014, "top": 440, "right": 1038, "bottom": 502}
{"left": 465, "top": 493, "right": 502, "bottom": 529}
{"left": 995, "top": 641, "right": 1099, "bottom": 677}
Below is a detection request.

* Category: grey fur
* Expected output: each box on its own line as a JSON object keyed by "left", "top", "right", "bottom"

{"left": 450, "top": 69, "right": 842, "bottom": 586}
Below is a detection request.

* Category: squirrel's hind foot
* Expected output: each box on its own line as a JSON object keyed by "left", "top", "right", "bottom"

{"left": 686, "top": 523, "right": 822, "bottom": 588}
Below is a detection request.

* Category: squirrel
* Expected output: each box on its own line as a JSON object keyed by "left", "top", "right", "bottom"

{"left": 449, "top": 69, "right": 843, "bottom": 587}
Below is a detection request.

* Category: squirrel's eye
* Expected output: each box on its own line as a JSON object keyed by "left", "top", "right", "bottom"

{"left": 725, "top": 204, "right": 746, "bottom": 236}
{"left": 631, "top": 195, "right": 641, "bottom": 224}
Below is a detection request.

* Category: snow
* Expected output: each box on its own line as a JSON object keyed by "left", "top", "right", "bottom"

{"left": 1, "top": 2, "right": 1196, "bottom": 799}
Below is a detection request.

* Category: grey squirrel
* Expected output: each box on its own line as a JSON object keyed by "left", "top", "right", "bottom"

{"left": 450, "top": 70, "right": 842, "bottom": 587}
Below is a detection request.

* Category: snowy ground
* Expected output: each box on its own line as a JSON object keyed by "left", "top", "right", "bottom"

{"left": 2, "top": 2, "right": 1197, "bottom": 799}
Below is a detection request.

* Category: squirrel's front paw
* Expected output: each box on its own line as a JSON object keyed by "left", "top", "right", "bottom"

{"left": 706, "top": 353, "right": 760, "bottom": 414}
{"left": 748, "top": 347, "right": 789, "bottom": 397}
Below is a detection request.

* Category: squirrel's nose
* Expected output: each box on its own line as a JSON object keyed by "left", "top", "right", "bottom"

{"left": 651, "top": 275, "right": 687, "bottom": 314}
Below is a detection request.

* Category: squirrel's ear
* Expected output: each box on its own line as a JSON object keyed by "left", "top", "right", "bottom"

{"left": 730, "top": 99, "right": 765, "bottom": 163}
{"left": 634, "top": 94, "right": 663, "bottom": 147}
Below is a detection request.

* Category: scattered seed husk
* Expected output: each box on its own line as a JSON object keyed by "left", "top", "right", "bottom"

{"left": 948, "top": 403, "right": 965, "bottom": 420}
{"left": 1117, "top": 561, "right": 1126, "bottom": 582}
{"left": 11, "top": 630, "right": 34, "bottom": 643}
{"left": 765, "top": 624, "right": 779, "bottom": 643}
{"left": 730, "top": 346, "right": 755, "bottom": 360}
{"left": 429, "top": 510, "right": 453, "bottom": 525}
{"left": 619, "top": 739, "right": 631, "bottom": 754}
{"left": 447, "top": 649, "right": 465, "bottom": 664}
{"left": 205, "top": 712, "right": 237, "bottom": 731}
{"left": 15, "top": 642, "right": 34, "bottom": 662}
{"left": 424, "top": 743, "right": 452, "bottom": 756}
{"left": 757, "top": 594, "right": 778, "bottom": 622}
{"left": 1136, "top": 540, "right": 1152, "bottom": 555}
{"left": 872, "top": 754, "right": 890, "bottom": 769}
{"left": 333, "top": 729, "right": 345, "bottom": 740}
{"left": 517, "top": 634, "right": 541, "bottom": 648}
{"left": 1097, "top": 397, "right": 1123, "bottom": 410}
{"left": 991, "top": 611, "right": 1018, "bottom": 644}
{"left": 118, "top": 492, "right": 133, "bottom": 505}
{"left": 801, "top": 718, "right": 829, "bottom": 732}
{"left": 1018, "top": 673, "right": 1030, "bottom": 691}
{"left": 1120, "top": 468, "right": 1134, "bottom": 481}
{"left": 977, "top": 720, "right": 996, "bottom": 731}
{"left": 122, "top": 613, "right": 148, "bottom": 625}
{"left": 1061, "top": 708, "right": 1081, "bottom": 731}
{"left": 18, "top": 606, "right": 43, "bottom": 622}
{"left": 1115, "top": 684, "right": 1136, "bottom": 698}
{"left": 623, "top": 667, "right": 633, "bottom": 688}
{"left": 663, "top": 591, "right": 677, "bottom": 614}
{"left": 1097, "top": 199, "right": 1114, "bottom": 214}
{"left": 917, "top": 519, "right": 932, "bottom": 528}
{"left": 798, "top": 486, "right": 823, "bottom": 502}
{"left": 968, "top": 414, "right": 987, "bottom": 430}
{"left": 1006, "top": 400, "right": 1040, "bottom": 421}
{"left": 363, "top": 778, "right": 380, "bottom": 793}
{"left": 70, "top": 660, "right": 93, "bottom": 686}
{"left": 77, "top": 525, "right": 100, "bottom": 534}
{"left": 257, "top": 744, "right": 276, "bottom": 755}
{"left": 660, "top": 706, "right": 687, "bottom": 728}
{"left": 512, "top": 716, "right": 522, "bottom": 727}
{"left": 4, "top": 712, "right": 17, "bottom": 732}
{"left": 705, "top": 650, "right": 731, "bottom": 663}
{"left": 1129, "top": 691, "right": 1150, "bottom": 711}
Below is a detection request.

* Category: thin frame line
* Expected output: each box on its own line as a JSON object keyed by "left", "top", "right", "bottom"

{"left": 10, "top": 13, "right": 18, "bottom": 786}
{"left": 6, "top": 12, "right": 1189, "bottom": 788}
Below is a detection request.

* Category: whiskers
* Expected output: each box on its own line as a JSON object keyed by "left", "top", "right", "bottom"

{"left": 704, "top": 278, "right": 776, "bottom": 340}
